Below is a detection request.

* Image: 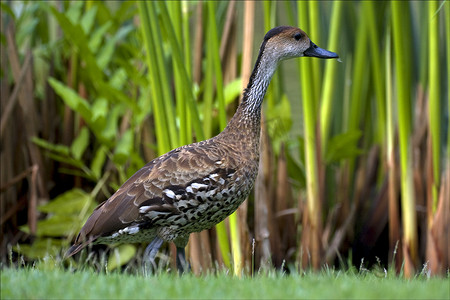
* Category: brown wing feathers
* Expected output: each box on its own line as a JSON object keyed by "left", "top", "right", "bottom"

{"left": 66, "top": 141, "right": 230, "bottom": 257}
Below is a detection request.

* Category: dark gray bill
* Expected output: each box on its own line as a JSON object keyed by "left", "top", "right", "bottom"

{"left": 304, "top": 41, "right": 339, "bottom": 59}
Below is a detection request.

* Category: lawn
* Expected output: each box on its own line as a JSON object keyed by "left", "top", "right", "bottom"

{"left": 1, "top": 267, "right": 448, "bottom": 299}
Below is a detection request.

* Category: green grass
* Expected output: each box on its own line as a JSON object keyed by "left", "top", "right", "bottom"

{"left": 1, "top": 267, "right": 448, "bottom": 299}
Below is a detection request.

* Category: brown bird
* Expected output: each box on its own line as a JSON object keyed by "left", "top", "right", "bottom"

{"left": 66, "top": 26, "right": 338, "bottom": 272}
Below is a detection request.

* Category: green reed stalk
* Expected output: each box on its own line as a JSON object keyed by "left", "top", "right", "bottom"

{"left": 365, "top": 1, "right": 386, "bottom": 148}
{"left": 137, "top": 2, "right": 171, "bottom": 154}
{"left": 320, "top": 0, "right": 342, "bottom": 152}
{"left": 207, "top": 1, "right": 226, "bottom": 132}
{"left": 228, "top": 211, "right": 241, "bottom": 276}
{"left": 156, "top": 1, "right": 204, "bottom": 141}
{"left": 181, "top": 2, "right": 193, "bottom": 144}
{"left": 447, "top": 0, "right": 450, "bottom": 165}
{"left": 345, "top": 2, "right": 371, "bottom": 184}
{"left": 298, "top": 0, "right": 322, "bottom": 269}
{"left": 203, "top": 29, "right": 215, "bottom": 139}
{"left": 385, "top": 25, "right": 398, "bottom": 269}
{"left": 348, "top": 3, "right": 369, "bottom": 134}
{"left": 147, "top": 2, "right": 180, "bottom": 149}
{"left": 168, "top": 1, "right": 189, "bottom": 147}
{"left": 207, "top": 1, "right": 239, "bottom": 274}
{"left": 428, "top": 0, "right": 440, "bottom": 210}
{"left": 308, "top": 0, "right": 321, "bottom": 103}
{"left": 391, "top": 1, "right": 418, "bottom": 276}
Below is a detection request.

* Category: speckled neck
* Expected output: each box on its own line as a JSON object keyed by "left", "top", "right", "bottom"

{"left": 218, "top": 44, "right": 279, "bottom": 148}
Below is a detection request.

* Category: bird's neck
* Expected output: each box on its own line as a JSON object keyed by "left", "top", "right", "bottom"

{"left": 218, "top": 49, "right": 279, "bottom": 151}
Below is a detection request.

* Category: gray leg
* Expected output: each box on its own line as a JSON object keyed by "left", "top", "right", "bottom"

{"left": 143, "top": 237, "right": 164, "bottom": 274}
{"left": 176, "top": 247, "right": 190, "bottom": 274}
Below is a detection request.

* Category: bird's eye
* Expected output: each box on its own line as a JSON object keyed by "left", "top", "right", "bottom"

{"left": 294, "top": 33, "right": 302, "bottom": 41}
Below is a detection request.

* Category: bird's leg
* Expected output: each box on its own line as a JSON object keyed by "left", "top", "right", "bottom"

{"left": 173, "top": 235, "right": 190, "bottom": 274}
{"left": 176, "top": 247, "right": 190, "bottom": 274}
{"left": 143, "top": 237, "right": 164, "bottom": 275}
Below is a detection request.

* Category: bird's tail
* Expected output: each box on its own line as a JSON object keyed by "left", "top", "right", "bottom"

{"left": 64, "top": 243, "right": 84, "bottom": 258}
{"left": 64, "top": 235, "right": 97, "bottom": 259}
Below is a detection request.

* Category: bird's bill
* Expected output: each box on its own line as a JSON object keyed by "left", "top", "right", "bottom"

{"left": 304, "top": 41, "right": 339, "bottom": 59}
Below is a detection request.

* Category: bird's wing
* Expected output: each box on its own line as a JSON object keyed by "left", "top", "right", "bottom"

{"left": 73, "top": 140, "right": 238, "bottom": 245}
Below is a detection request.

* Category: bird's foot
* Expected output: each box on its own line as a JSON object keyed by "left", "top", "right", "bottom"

{"left": 176, "top": 247, "right": 191, "bottom": 274}
{"left": 143, "top": 237, "right": 164, "bottom": 276}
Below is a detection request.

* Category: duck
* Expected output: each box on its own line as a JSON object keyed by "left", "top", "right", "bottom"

{"left": 66, "top": 26, "right": 338, "bottom": 272}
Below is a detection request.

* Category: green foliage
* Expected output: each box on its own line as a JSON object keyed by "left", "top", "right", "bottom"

{"left": 266, "top": 94, "right": 293, "bottom": 154}
{"left": 107, "top": 245, "right": 137, "bottom": 271}
{"left": 13, "top": 2, "right": 147, "bottom": 266}
{"left": 325, "top": 130, "right": 363, "bottom": 164}
{"left": 14, "top": 189, "right": 95, "bottom": 259}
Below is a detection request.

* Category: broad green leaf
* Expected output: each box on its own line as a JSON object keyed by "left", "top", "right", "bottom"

{"left": 136, "top": 89, "right": 152, "bottom": 124}
{"left": 109, "top": 68, "right": 127, "bottom": 90}
{"left": 286, "top": 143, "right": 306, "bottom": 189}
{"left": 38, "top": 188, "right": 94, "bottom": 216}
{"left": 91, "top": 97, "right": 108, "bottom": 123}
{"left": 13, "top": 238, "right": 67, "bottom": 259}
{"left": 70, "top": 127, "right": 90, "bottom": 160}
{"left": 32, "top": 137, "right": 70, "bottom": 156}
{"left": 223, "top": 78, "right": 242, "bottom": 106}
{"left": 66, "top": 1, "right": 84, "bottom": 23}
{"left": 107, "top": 244, "right": 136, "bottom": 271}
{"left": 125, "top": 152, "right": 146, "bottom": 178}
{"left": 50, "top": 6, "right": 103, "bottom": 82}
{"left": 95, "top": 81, "right": 139, "bottom": 113}
{"left": 113, "top": 129, "right": 134, "bottom": 165}
{"left": 91, "top": 145, "right": 108, "bottom": 179}
{"left": 265, "top": 94, "right": 293, "bottom": 154}
{"left": 325, "top": 130, "right": 364, "bottom": 164}
{"left": 88, "top": 21, "right": 112, "bottom": 53}
{"left": 102, "top": 105, "right": 122, "bottom": 141}
{"left": 20, "top": 215, "right": 85, "bottom": 237}
{"left": 16, "top": 18, "right": 39, "bottom": 49}
{"left": 48, "top": 78, "right": 92, "bottom": 123}
{"left": 97, "top": 24, "right": 134, "bottom": 69}
{"left": 46, "top": 153, "right": 84, "bottom": 169}
{"left": 97, "top": 38, "right": 115, "bottom": 70}
{"left": 80, "top": 5, "right": 97, "bottom": 34}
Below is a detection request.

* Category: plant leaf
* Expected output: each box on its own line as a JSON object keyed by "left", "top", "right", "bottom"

{"left": 70, "top": 127, "right": 90, "bottom": 161}
{"left": 38, "top": 188, "right": 94, "bottom": 216}
{"left": 32, "top": 137, "right": 70, "bottom": 156}
{"left": 13, "top": 238, "right": 67, "bottom": 259}
{"left": 48, "top": 78, "right": 92, "bottom": 123}
{"left": 80, "top": 5, "right": 97, "bottom": 34}
{"left": 325, "top": 130, "right": 364, "bottom": 163}
{"left": 107, "top": 244, "right": 136, "bottom": 271}
{"left": 113, "top": 129, "right": 134, "bottom": 165}
{"left": 91, "top": 145, "right": 108, "bottom": 180}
